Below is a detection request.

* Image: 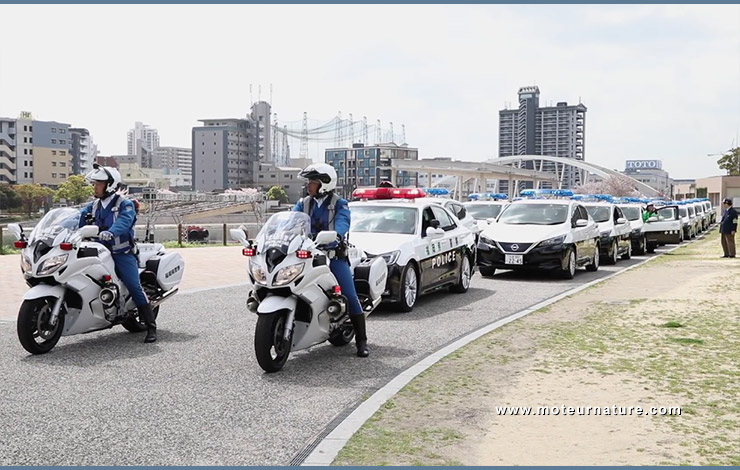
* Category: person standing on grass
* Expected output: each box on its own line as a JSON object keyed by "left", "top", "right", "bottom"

{"left": 719, "top": 197, "right": 738, "bottom": 258}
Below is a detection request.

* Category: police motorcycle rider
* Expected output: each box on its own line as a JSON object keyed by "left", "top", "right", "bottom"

{"left": 79, "top": 164, "right": 158, "bottom": 343}
{"left": 293, "top": 163, "right": 369, "bottom": 358}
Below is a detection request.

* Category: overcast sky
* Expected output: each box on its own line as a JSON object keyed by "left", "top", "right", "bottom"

{"left": 1, "top": 4, "right": 738, "bottom": 179}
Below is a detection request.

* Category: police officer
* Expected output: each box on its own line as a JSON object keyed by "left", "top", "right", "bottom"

{"left": 642, "top": 202, "right": 658, "bottom": 222}
{"left": 720, "top": 197, "right": 738, "bottom": 258}
{"left": 293, "top": 163, "right": 369, "bottom": 357}
{"left": 79, "top": 164, "right": 157, "bottom": 343}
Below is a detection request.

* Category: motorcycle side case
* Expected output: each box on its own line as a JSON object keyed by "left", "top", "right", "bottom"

{"left": 146, "top": 252, "right": 185, "bottom": 291}
{"left": 353, "top": 257, "right": 387, "bottom": 302}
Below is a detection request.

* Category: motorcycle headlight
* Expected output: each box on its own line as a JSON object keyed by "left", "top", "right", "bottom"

{"left": 20, "top": 254, "right": 32, "bottom": 274}
{"left": 249, "top": 262, "right": 267, "bottom": 284}
{"left": 600, "top": 231, "right": 611, "bottom": 239}
{"left": 37, "top": 254, "right": 69, "bottom": 276}
{"left": 273, "top": 262, "right": 305, "bottom": 286}
{"left": 538, "top": 235, "right": 565, "bottom": 247}
{"left": 479, "top": 235, "right": 496, "bottom": 246}
{"left": 379, "top": 250, "right": 401, "bottom": 265}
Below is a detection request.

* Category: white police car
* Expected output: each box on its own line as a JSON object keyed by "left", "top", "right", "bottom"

{"left": 348, "top": 187, "right": 477, "bottom": 312}
{"left": 642, "top": 204, "right": 682, "bottom": 252}
{"left": 578, "top": 196, "right": 632, "bottom": 264}
{"left": 422, "top": 188, "right": 481, "bottom": 239}
{"left": 464, "top": 193, "right": 510, "bottom": 232}
{"left": 477, "top": 189, "right": 600, "bottom": 279}
{"left": 615, "top": 200, "right": 647, "bottom": 255}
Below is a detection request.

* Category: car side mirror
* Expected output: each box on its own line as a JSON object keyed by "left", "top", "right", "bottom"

{"left": 426, "top": 227, "right": 444, "bottom": 239}
{"left": 78, "top": 225, "right": 100, "bottom": 239}
{"left": 315, "top": 230, "right": 338, "bottom": 245}
{"left": 616, "top": 217, "right": 628, "bottom": 225}
{"left": 7, "top": 223, "right": 21, "bottom": 240}
{"left": 429, "top": 219, "right": 441, "bottom": 229}
{"left": 575, "top": 219, "right": 588, "bottom": 228}
{"left": 486, "top": 217, "right": 496, "bottom": 225}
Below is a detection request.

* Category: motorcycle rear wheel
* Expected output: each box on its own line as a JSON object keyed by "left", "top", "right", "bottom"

{"left": 328, "top": 321, "right": 354, "bottom": 346}
{"left": 17, "top": 297, "right": 64, "bottom": 355}
{"left": 255, "top": 313, "right": 292, "bottom": 373}
{"left": 122, "top": 306, "right": 160, "bottom": 333}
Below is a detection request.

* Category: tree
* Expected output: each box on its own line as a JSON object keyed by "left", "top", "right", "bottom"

{"left": 266, "top": 185, "right": 289, "bottom": 203}
{"left": 0, "top": 184, "right": 22, "bottom": 212}
{"left": 716, "top": 147, "right": 740, "bottom": 176}
{"left": 55, "top": 175, "right": 93, "bottom": 205}
{"left": 573, "top": 174, "right": 640, "bottom": 197}
{"left": 14, "top": 184, "right": 55, "bottom": 217}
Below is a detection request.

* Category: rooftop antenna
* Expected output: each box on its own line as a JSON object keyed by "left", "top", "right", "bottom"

{"left": 402, "top": 124, "right": 406, "bottom": 145}
{"left": 258, "top": 85, "right": 261, "bottom": 102}
{"left": 249, "top": 84, "right": 253, "bottom": 105}
{"left": 270, "top": 83, "right": 273, "bottom": 105}
{"left": 376, "top": 119, "right": 381, "bottom": 144}
{"left": 362, "top": 116, "right": 368, "bottom": 144}
{"left": 389, "top": 122, "right": 394, "bottom": 143}
{"left": 349, "top": 113, "right": 354, "bottom": 145}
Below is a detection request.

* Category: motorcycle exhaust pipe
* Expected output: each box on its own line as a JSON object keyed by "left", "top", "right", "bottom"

{"left": 327, "top": 299, "right": 346, "bottom": 321}
{"left": 150, "top": 287, "right": 179, "bottom": 309}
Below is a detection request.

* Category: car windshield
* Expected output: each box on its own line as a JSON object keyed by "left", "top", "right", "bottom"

{"left": 498, "top": 203, "right": 568, "bottom": 225}
{"left": 657, "top": 207, "right": 678, "bottom": 220}
{"left": 256, "top": 211, "right": 311, "bottom": 252}
{"left": 679, "top": 207, "right": 688, "bottom": 217}
{"left": 464, "top": 203, "right": 503, "bottom": 220}
{"left": 350, "top": 205, "right": 417, "bottom": 235}
{"left": 28, "top": 208, "right": 81, "bottom": 245}
{"left": 620, "top": 206, "right": 641, "bottom": 221}
{"left": 584, "top": 205, "right": 610, "bottom": 223}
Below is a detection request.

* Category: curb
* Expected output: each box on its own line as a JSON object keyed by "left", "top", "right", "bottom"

{"left": 298, "top": 233, "right": 705, "bottom": 466}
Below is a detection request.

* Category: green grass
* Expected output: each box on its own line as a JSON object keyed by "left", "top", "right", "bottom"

{"left": 0, "top": 245, "right": 20, "bottom": 255}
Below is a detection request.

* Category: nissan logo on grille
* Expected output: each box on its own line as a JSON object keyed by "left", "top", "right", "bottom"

{"left": 511, "top": 244, "right": 520, "bottom": 251}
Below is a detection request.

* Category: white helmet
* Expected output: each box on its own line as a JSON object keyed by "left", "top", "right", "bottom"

{"left": 85, "top": 163, "right": 121, "bottom": 198}
{"left": 298, "top": 163, "right": 337, "bottom": 195}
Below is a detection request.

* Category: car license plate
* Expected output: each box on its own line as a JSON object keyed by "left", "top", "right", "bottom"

{"left": 505, "top": 254, "right": 523, "bottom": 265}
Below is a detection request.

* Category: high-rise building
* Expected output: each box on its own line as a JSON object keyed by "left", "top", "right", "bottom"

{"left": 69, "top": 128, "right": 95, "bottom": 176}
{"left": 127, "top": 122, "right": 160, "bottom": 167}
{"left": 191, "top": 101, "right": 275, "bottom": 192}
{"left": 31, "top": 120, "right": 72, "bottom": 187}
{"left": 499, "top": 86, "right": 586, "bottom": 190}
{"left": 325, "top": 142, "right": 419, "bottom": 198}
{"left": 0, "top": 118, "right": 17, "bottom": 184}
{"left": 15, "top": 116, "right": 34, "bottom": 184}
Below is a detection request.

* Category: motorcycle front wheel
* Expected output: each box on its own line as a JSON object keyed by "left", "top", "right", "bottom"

{"left": 254, "top": 313, "right": 292, "bottom": 373}
{"left": 17, "top": 297, "right": 65, "bottom": 354}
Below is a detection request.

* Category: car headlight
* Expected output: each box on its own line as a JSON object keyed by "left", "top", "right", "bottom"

{"left": 600, "top": 231, "right": 611, "bottom": 239}
{"left": 538, "top": 235, "right": 565, "bottom": 247}
{"left": 479, "top": 235, "right": 495, "bottom": 246}
{"left": 273, "top": 262, "right": 305, "bottom": 286}
{"left": 37, "top": 254, "right": 69, "bottom": 276}
{"left": 249, "top": 262, "right": 267, "bottom": 284}
{"left": 379, "top": 250, "right": 401, "bottom": 265}
{"left": 20, "top": 254, "right": 32, "bottom": 274}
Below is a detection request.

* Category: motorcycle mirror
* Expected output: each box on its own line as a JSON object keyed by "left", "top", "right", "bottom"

{"left": 7, "top": 223, "right": 22, "bottom": 240}
{"left": 78, "top": 225, "right": 100, "bottom": 239}
{"left": 230, "top": 228, "right": 247, "bottom": 244}
{"left": 314, "top": 230, "right": 338, "bottom": 245}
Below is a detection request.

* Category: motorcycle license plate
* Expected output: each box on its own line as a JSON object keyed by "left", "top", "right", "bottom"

{"left": 505, "top": 254, "right": 523, "bottom": 265}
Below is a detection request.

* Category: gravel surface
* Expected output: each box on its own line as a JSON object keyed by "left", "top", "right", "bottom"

{"left": 0, "top": 255, "right": 653, "bottom": 465}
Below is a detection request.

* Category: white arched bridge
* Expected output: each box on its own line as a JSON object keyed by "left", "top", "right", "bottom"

{"left": 389, "top": 155, "right": 659, "bottom": 199}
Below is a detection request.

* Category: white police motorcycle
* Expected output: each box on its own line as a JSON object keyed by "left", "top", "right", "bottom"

{"left": 8, "top": 207, "right": 184, "bottom": 354}
{"left": 231, "top": 211, "right": 386, "bottom": 373}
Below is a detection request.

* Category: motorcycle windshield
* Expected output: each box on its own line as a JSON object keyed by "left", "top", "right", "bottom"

{"left": 28, "top": 208, "right": 81, "bottom": 246}
{"left": 256, "top": 211, "right": 311, "bottom": 253}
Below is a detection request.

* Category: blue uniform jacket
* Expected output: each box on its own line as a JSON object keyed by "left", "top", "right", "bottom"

{"left": 79, "top": 195, "right": 137, "bottom": 253}
{"left": 292, "top": 195, "right": 351, "bottom": 238}
{"left": 720, "top": 206, "right": 738, "bottom": 234}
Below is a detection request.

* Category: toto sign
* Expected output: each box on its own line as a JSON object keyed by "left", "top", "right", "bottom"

{"left": 625, "top": 160, "right": 662, "bottom": 170}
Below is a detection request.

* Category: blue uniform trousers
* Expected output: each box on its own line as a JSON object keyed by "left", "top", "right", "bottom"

{"left": 330, "top": 258, "right": 363, "bottom": 315}
{"left": 113, "top": 253, "right": 149, "bottom": 308}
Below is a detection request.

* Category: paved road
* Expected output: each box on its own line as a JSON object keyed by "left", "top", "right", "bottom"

{"left": 0, "top": 249, "right": 669, "bottom": 465}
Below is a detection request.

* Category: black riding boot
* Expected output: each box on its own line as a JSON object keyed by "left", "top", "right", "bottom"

{"left": 139, "top": 303, "right": 157, "bottom": 343}
{"left": 349, "top": 314, "right": 369, "bottom": 358}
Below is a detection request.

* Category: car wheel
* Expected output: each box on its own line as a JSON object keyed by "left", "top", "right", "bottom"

{"left": 396, "top": 263, "right": 418, "bottom": 312}
{"left": 635, "top": 235, "right": 646, "bottom": 255}
{"left": 621, "top": 240, "right": 632, "bottom": 260}
{"left": 605, "top": 240, "right": 618, "bottom": 265}
{"left": 559, "top": 248, "right": 576, "bottom": 279}
{"left": 450, "top": 255, "right": 472, "bottom": 293}
{"left": 585, "top": 243, "right": 599, "bottom": 272}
